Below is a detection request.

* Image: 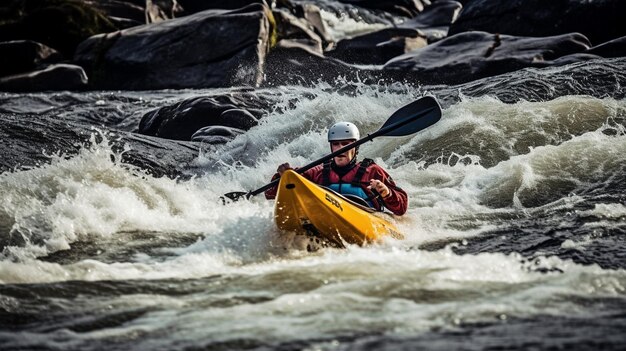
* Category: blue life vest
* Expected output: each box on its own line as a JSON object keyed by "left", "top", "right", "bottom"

{"left": 327, "top": 183, "right": 374, "bottom": 207}
{"left": 322, "top": 158, "right": 376, "bottom": 208}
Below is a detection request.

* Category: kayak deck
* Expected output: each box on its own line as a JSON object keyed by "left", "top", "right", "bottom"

{"left": 274, "top": 170, "right": 404, "bottom": 247}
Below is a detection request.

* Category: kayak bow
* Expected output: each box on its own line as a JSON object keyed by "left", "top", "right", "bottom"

{"left": 274, "top": 170, "right": 404, "bottom": 247}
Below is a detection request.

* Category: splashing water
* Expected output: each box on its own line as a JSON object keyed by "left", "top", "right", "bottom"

{"left": 1, "top": 82, "right": 626, "bottom": 350}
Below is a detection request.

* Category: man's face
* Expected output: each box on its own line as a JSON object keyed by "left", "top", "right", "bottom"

{"left": 331, "top": 139, "right": 356, "bottom": 167}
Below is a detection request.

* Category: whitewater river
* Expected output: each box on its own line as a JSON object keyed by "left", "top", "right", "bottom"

{"left": 1, "top": 10, "right": 626, "bottom": 351}
{"left": 1, "top": 79, "right": 625, "bottom": 350}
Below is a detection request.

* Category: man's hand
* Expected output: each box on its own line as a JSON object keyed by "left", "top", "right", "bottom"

{"left": 368, "top": 179, "right": 390, "bottom": 198}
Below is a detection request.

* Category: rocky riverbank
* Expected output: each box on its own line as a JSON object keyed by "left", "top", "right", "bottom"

{"left": 1, "top": 0, "right": 624, "bottom": 92}
{"left": 1, "top": 0, "right": 625, "bottom": 175}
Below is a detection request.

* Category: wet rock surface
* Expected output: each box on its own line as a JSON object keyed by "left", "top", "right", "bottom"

{"left": 384, "top": 31, "right": 592, "bottom": 84}
{"left": 449, "top": 0, "right": 626, "bottom": 46}
{"left": 138, "top": 90, "right": 275, "bottom": 141}
{"left": 74, "top": 4, "right": 273, "bottom": 90}
{"left": 0, "top": 0, "right": 624, "bottom": 92}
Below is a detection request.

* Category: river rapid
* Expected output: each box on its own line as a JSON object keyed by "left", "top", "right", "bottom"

{"left": 1, "top": 13, "right": 626, "bottom": 351}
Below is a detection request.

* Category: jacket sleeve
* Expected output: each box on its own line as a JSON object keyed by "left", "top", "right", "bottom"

{"left": 264, "top": 172, "right": 281, "bottom": 199}
{"left": 264, "top": 165, "right": 323, "bottom": 200}
{"left": 369, "top": 165, "right": 408, "bottom": 216}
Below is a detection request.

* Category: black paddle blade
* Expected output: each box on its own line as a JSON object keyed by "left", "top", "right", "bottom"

{"left": 379, "top": 96, "right": 441, "bottom": 137}
{"left": 221, "top": 191, "right": 250, "bottom": 204}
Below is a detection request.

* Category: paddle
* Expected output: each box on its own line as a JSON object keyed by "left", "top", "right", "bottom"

{"left": 222, "top": 96, "right": 442, "bottom": 202}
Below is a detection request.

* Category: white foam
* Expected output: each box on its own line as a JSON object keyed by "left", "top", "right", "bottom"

{"left": 15, "top": 248, "right": 621, "bottom": 344}
{"left": 581, "top": 203, "right": 626, "bottom": 220}
{"left": 320, "top": 9, "right": 388, "bottom": 41}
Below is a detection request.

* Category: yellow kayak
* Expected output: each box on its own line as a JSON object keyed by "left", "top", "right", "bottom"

{"left": 274, "top": 170, "right": 404, "bottom": 247}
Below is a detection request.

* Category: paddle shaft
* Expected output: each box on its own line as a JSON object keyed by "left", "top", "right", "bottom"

{"left": 245, "top": 105, "right": 437, "bottom": 198}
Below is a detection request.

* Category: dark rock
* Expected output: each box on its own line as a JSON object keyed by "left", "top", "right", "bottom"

{"left": 405, "top": 26, "right": 446, "bottom": 44}
{"left": 123, "top": 0, "right": 153, "bottom": 5}
{"left": 74, "top": 3, "right": 274, "bottom": 90}
{"left": 106, "top": 16, "right": 143, "bottom": 30}
{"left": 263, "top": 40, "right": 369, "bottom": 87}
{"left": 546, "top": 53, "right": 603, "bottom": 66}
{"left": 328, "top": 28, "right": 427, "bottom": 65}
{"left": 0, "top": 112, "right": 201, "bottom": 179}
{"left": 431, "top": 57, "right": 626, "bottom": 106}
{"left": 587, "top": 36, "right": 626, "bottom": 58}
{"left": 397, "top": 0, "right": 462, "bottom": 42}
{"left": 292, "top": 3, "right": 333, "bottom": 48}
{"left": 0, "top": 40, "right": 62, "bottom": 77}
{"left": 275, "top": 38, "right": 326, "bottom": 57}
{"left": 402, "top": 0, "right": 462, "bottom": 28}
{"left": 220, "top": 108, "right": 260, "bottom": 127}
{"left": 116, "top": 133, "right": 202, "bottom": 179}
{"left": 384, "top": 31, "right": 591, "bottom": 85}
{"left": 176, "top": 0, "right": 269, "bottom": 15}
{"left": 138, "top": 91, "right": 272, "bottom": 141}
{"left": 146, "top": 0, "right": 184, "bottom": 23}
{"left": 449, "top": 0, "right": 626, "bottom": 46}
{"left": 83, "top": 0, "right": 146, "bottom": 23}
{"left": 191, "top": 125, "right": 245, "bottom": 144}
{"left": 0, "top": 64, "right": 88, "bottom": 92}
{"left": 0, "top": 0, "right": 119, "bottom": 58}
{"left": 273, "top": 8, "right": 323, "bottom": 55}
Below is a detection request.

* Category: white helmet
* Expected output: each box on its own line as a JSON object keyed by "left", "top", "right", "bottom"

{"left": 327, "top": 122, "right": 360, "bottom": 141}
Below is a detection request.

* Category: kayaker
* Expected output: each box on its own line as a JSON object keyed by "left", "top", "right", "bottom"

{"left": 265, "top": 122, "right": 408, "bottom": 215}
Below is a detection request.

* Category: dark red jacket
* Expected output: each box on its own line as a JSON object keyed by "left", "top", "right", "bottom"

{"left": 265, "top": 161, "right": 408, "bottom": 215}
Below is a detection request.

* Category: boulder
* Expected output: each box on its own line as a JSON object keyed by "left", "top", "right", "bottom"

{"left": 176, "top": 0, "right": 269, "bottom": 15}
{"left": 0, "top": 112, "right": 201, "bottom": 179}
{"left": 328, "top": 28, "right": 427, "bottom": 65}
{"left": 402, "top": 0, "right": 462, "bottom": 28}
{"left": 106, "top": 16, "right": 143, "bottom": 30}
{"left": 0, "top": 0, "right": 118, "bottom": 58}
{"left": 434, "top": 57, "right": 626, "bottom": 105}
{"left": 138, "top": 91, "right": 273, "bottom": 141}
{"left": 545, "top": 53, "right": 603, "bottom": 66}
{"left": 146, "top": 0, "right": 184, "bottom": 23}
{"left": 384, "top": 31, "right": 591, "bottom": 84}
{"left": 83, "top": 0, "right": 146, "bottom": 23}
{"left": 273, "top": 8, "right": 323, "bottom": 55}
{"left": 449, "top": 0, "right": 626, "bottom": 46}
{"left": 74, "top": 3, "right": 275, "bottom": 90}
{"left": 0, "top": 64, "right": 88, "bottom": 92}
{"left": 0, "top": 40, "right": 62, "bottom": 77}
{"left": 292, "top": 3, "right": 333, "bottom": 49}
{"left": 398, "top": 1, "right": 462, "bottom": 42}
{"left": 263, "top": 40, "right": 370, "bottom": 87}
{"left": 191, "top": 125, "right": 246, "bottom": 144}
{"left": 587, "top": 36, "right": 626, "bottom": 58}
